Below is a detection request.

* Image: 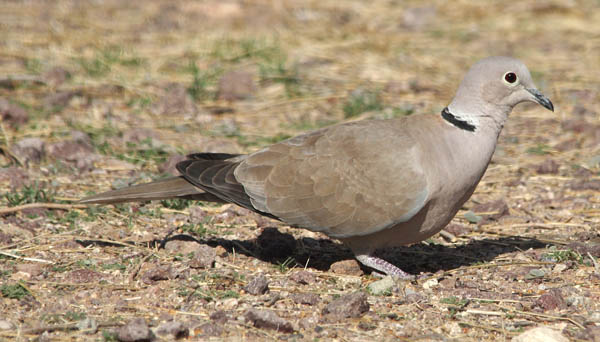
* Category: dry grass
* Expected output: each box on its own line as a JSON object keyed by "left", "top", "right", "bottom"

{"left": 0, "top": 0, "right": 599, "bottom": 341}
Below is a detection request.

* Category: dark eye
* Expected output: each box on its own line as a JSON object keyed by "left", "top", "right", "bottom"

{"left": 504, "top": 72, "right": 517, "bottom": 84}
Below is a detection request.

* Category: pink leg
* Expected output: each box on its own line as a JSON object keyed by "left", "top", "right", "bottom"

{"left": 355, "top": 254, "right": 415, "bottom": 280}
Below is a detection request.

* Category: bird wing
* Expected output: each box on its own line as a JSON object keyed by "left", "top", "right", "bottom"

{"left": 234, "top": 119, "right": 429, "bottom": 238}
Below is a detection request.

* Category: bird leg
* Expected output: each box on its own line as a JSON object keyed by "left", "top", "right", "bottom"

{"left": 355, "top": 254, "right": 415, "bottom": 280}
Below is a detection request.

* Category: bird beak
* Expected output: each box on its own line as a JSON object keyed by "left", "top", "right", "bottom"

{"left": 526, "top": 88, "right": 554, "bottom": 112}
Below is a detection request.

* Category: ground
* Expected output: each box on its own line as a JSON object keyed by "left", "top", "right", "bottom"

{"left": 0, "top": 0, "right": 599, "bottom": 341}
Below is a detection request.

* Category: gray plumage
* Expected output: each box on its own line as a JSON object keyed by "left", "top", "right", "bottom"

{"left": 81, "top": 56, "right": 554, "bottom": 278}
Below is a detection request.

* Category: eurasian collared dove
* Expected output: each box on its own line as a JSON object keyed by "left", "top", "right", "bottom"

{"left": 81, "top": 56, "right": 554, "bottom": 278}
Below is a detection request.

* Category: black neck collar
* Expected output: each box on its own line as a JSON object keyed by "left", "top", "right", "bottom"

{"left": 441, "top": 107, "right": 476, "bottom": 132}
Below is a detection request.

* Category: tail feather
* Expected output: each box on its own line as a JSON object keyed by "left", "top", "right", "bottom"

{"left": 79, "top": 176, "right": 203, "bottom": 204}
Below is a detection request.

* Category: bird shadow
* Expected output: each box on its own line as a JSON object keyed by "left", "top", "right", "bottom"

{"left": 151, "top": 227, "right": 548, "bottom": 276}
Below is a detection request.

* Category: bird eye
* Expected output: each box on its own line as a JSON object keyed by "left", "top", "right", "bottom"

{"left": 504, "top": 72, "right": 518, "bottom": 84}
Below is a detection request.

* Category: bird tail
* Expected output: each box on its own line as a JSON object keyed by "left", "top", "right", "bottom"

{"left": 79, "top": 176, "right": 219, "bottom": 205}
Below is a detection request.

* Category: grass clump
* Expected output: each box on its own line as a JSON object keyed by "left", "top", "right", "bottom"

{"left": 1, "top": 282, "right": 30, "bottom": 299}
{"left": 343, "top": 90, "right": 383, "bottom": 118}
{"left": 4, "top": 182, "right": 54, "bottom": 206}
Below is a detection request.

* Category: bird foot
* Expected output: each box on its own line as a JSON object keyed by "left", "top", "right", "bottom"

{"left": 355, "top": 254, "right": 415, "bottom": 280}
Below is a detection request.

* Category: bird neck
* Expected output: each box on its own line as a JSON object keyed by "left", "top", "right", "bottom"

{"left": 445, "top": 103, "right": 509, "bottom": 136}
{"left": 441, "top": 107, "right": 475, "bottom": 132}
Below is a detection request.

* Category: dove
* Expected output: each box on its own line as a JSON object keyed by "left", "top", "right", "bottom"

{"left": 81, "top": 56, "right": 554, "bottom": 278}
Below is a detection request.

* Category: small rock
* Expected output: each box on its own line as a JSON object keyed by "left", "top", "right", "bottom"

{"left": 47, "top": 138, "right": 96, "bottom": 171}
{"left": 164, "top": 240, "right": 199, "bottom": 255}
{"left": 43, "top": 90, "right": 79, "bottom": 110}
{"left": 12, "top": 137, "right": 45, "bottom": 164}
{"left": 151, "top": 83, "right": 197, "bottom": 116}
{"left": 463, "top": 210, "right": 482, "bottom": 223}
{"left": 0, "top": 167, "right": 29, "bottom": 189}
{"left": 289, "top": 292, "right": 320, "bottom": 305}
{"left": 552, "top": 263, "right": 568, "bottom": 273}
{"left": 444, "top": 223, "right": 470, "bottom": 237}
{"left": 158, "top": 154, "right": 186, "bottom": 175}
{"left": 298, "top": 316, "right": 318, "bottom": 330}
{"left": 43, "top": 66, "right": 71, "bottom": 87}
{"left": 68, "top": 269, "right": 104, "bottom": 283}
{"left": 323, "top": 292, "right": 369, "bottom": 319}
{"left": 245, "top": 308, "right": 294, "bottom": 333}
{"left": 472, "top": 199, "right": 509, "bottom": 221}
{"left": 422, "top": 278, "right": 438, "bottom": 290}
{"left": 188, "top": 245, "right": 216, "bottom": 269}
{"left": 117, "top": 318, "right": 154, "bottom": 342}
{"left": 215, "top": 245, "right": 228, "bottom": 257}
{"left": 0, "top": 319, "right": 14, "bottom": 330}
{"left": 535, "top": 159, "right": 559, "bottom": 174}
{"left": 404, "top": 287, "right": 425, "bottom": 303}
{"left": 195, "top": 322, "right": 223, "bottom": 337}
{"left": 567, "top": 241, "right": 600, "bottom": 258}
{"left": 38, "top": 331, "right": 51, "bottom": 342}
{"left": 289, "top": 270, "right": 317, "bottom": 285}
{"left": 0, "top": 97, "right": 28, "bottom": 128}
{"left": 535, "top": 288, "right": 566, "bottom": 311}
{"left": 358, "top": 321, "right": 377, "bottom": 331}
{"left": 156, "top": 320, "right": 189, "bottom": 339}
{"left": 188, "top": 206, "right": 208, "bottom": 224}
{"left": 16, "top": 263, "right": 43, "bottom": 277}
{"left": 142, "top": 264, "right": 174, "bottom": 283}
{"left": 512, "top": 326, "right": 568, "bottom": 342}
{"left": 217, "top": 70, "right": 256, "bottom": 101}
{"left": 368, "top": 275, "right": 396, "bottom": 295}
{"left": 329, "top": 259, "right": 363, "bottom": 276}
{"left": 210, "top": 310, "right": 229, "bottom": 324}
{"left": 77, "top": 317, "right": 98, "bottom": 334}
{"left": 257, "top": 228, "right": 296, "bottom": 260}
{"left": 217, "top": 297, "right": 238, "bottom": 311}
{"left": 568, "top": 179, "right": 600, "bottom": 191}
{"left": 244, "top": 274, "right": 269, "bottom": 295}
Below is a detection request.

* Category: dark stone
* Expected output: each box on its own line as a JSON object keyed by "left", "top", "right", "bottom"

{"left": 117, "top": 318, "right": 153, "bottom": 342}
{"left": 209, "top": 310, "right": 229, "bottom": 324}
{"left": 472, "top": 199, "right": 509, "bottom": 222}
{"left": 567, "top": 242, "right": 600, "bottom": 258}
{"left": 289, "top": 270, "right": 317, "bottom": 285}
{"left": 244, "top": 274, "right": 269, "bottom": 295}
{"left": 0, "top": 97, "right": 28, "bottom": 128}
{"left": 68, "top": 269, "right": 104, "bottom": 283}
{"left": 245, "top": 308, "right": 293, "bottom": 333}
{"left": 0, "top": 167, "right": 29, "bottom": 189}
{"left": 535, "top": 159, "right": 559, "bottom": 174}
{"left": 443, "top": 223, "right": 471, "bottom": 237}
{"left": 329, "top": 259, "right": 363, "bottom": 276}
{"left": 12, "top": 137, "right": 45, "bottom": 164}
{"left": 568, "top": 179, "right": 600, "bottom": 191}
{"left": 142, "top": 264, "right": 174, "bottom": 283}
{"left": 155, "top": 320, "right": 188, "bottom": 339}
{"left": 535, "top": 288, "right": 566, "bottom": 311}
{"left": 322, "top": 292, "right": 369, "bottom": 319}
{"left": 47, "top": 137, "right": 96, "bottom": 171}
{"left": 188, "top": 245, "right": 216, "bottom": 269}
{"left": 196, "top": 322, "right": 223, "bottom": 337}
{"left": 290, "top": 292, "right": 320, "bottom": 306}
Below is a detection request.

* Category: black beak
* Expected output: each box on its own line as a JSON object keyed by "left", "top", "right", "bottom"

{"left": 527, "top": 88, "right": 554, "bottom": 112}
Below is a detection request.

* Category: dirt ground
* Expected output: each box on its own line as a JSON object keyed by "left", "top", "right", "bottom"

{"left": 0, "top": 0, "right": 599, "bottom": 341}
